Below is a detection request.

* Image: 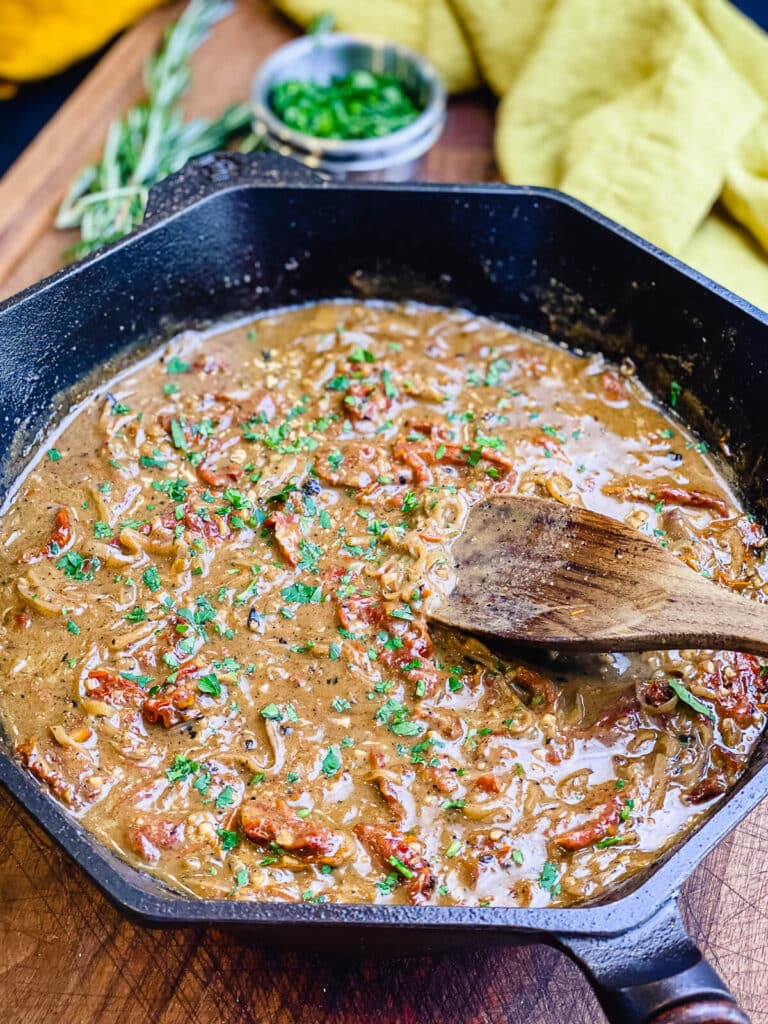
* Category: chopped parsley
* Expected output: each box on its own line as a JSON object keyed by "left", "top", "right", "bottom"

{"left": 198, "top": 673, "right": 222, "bottom": 697}
{"left": 216, "top": 828, "right": 239, "bottom": 851}
{"left": 281, "top": 582, "right": 323, "bottom": 604}
{"left": 215, "top": 785, "right": 235, "bottom": 809}
{"left": 142, "top": 565, "right": 161, "bottom": 592}
{"left": 388, "top": 855, "right": 414, "bottom": 879}
{"left": 348, "top": 345, "right": 375, "bottom": 363}
{"left": 170, "top": 417, "right": 188, "bottom": 450}
{"left": 57, "top": 550, "right": 99, "bottom": 582}
{"left": 321, "top": 746, "right": 341, "bottom": 777}
{"left": 539, "top": 861, "right": 560, "bottom": 896}
{"left": 401, "top": 491, "right": 418, "bottom": 513}
{"left": 165, "top": 754, "right": 198, "bottom": 784}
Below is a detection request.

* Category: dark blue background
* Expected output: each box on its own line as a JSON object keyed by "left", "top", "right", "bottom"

{"left": 1, "top": 1, "right": 767, "bottom": 175}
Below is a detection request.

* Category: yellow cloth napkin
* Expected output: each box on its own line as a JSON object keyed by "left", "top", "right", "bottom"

{"left": 0, "top": 1, "right": 163, "bottom": 81}
{"left": 276, "top": 0, "right": 768, "bottom": 311}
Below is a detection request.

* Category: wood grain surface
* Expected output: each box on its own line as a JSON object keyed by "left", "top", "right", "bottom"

{"left": 0, "top": 3, "right": 766, "bottom": 1023}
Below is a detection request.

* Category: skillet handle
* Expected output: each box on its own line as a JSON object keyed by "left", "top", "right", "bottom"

{"left": 557, "top": 898, "right": 750, "bottom": 1024}
{"left": 647, "top": 1000, "right": 749, "bottom": 1024}
{"left": 142, "top": 152, "right": 323, "bottom": 224}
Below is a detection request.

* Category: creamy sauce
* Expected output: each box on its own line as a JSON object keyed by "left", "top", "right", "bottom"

{"left": 0, "top": 301, "right": 765, "bottom": 908}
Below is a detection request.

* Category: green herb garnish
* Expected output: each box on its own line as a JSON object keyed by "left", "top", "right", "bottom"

{"left": 216, "top": 828, "right": 239, "bottom": 851}
{"left": 668, "top": 677, "right": 716, "bottom": 723}
{"left": 539, "top": 861, "right": 560, "bottom": 895}
{"left": 270, "top": 69, "right": 422, "bottom": 142}
{"left": 166, "top": 754, "right": 198, "bottom": 783}
{"left": 321, "top": 746, "right": 341, "bottom": 777}
{"left": 142, "top": 565, "right": 162, "bottom": 592}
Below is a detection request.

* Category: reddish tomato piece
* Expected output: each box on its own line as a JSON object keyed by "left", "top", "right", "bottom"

{"left": 705, "top": 652, "right": 763, "bottom": 728}
{"left": 215, "top": 390, "right": 276, "bottom": 427}
{"left": 474, "top": 772, "right": 501, "bottom": 794}
{"left": 338, "top": 596, "right": 443, "bottom": 698}
{"left": 393, "top": 437, "right": 514, "bottom": 484}
{"left": 686, "top": 776, "right": 728, "bottom": 805}
{"left": 405, "top": 420, "right": 453, "bottom": 442}
{"left": 154, "top": 502, "right": 229, "bottom": 546}
{"left": 343, "top": 382, "right": 391, "bottom": 423}
{"left": 241, "top": 799, "right": 345, "bottom": 863}
{"left": 554, "top": 798, "right": 622, "bottom": 851}
{"left": 641, "top": 678, "right": 675, "bottom": 707}
{"left": 85, "top": 668, "right": 143, "bottom": 708}
{"left": 196, "top": 460, "right": 244, "bottom": 490}
{"left": 17, "top": 740, "right": 77, "bottom": 805}
{"left": 734, "top": 516, "right": 766, "bottom": 549}
{"left": 426, "top": 764, "right": 460, "bottom": 795}
{"left": 514, "top": 665, "right": 560, "bottom": 709}
{"left": 599, "top": 369, "right": 628, "bottom": 403}
{"left": 264, "top": 511, "right": 301, "bottom": 567}
{"left": 127, "top": 819, "right": 185, "bottom": 862}
{"left": 384, "top": 621, "right": 442, "bottom": 698}
{"left": 337, "top": 596, "right": 385, "bottom": 632}
{"left": 391, "top": 439, "right": 435, "bottom": 484}
{"left": 20, "top": 507, "right": 72, "bottom": 563}
{"left": 711, "top": 744, "right": 745, "bottom": 774}
{"left": 142, "top": 687, "right": 198, "bottom": 728}
{"left": 354, "top": 824, "right": 435, "bottom": 904}
{"left": 578, "top": 694, "right": 640, "bottom": 739}
{"left": 602, "top": 480, "right": 729, "bottom": 519}
{"left": 15, "top": 609, "right": 32, "bottom": 630}
{"left": 395, "top": 437, "right": 465, "bottom": 466}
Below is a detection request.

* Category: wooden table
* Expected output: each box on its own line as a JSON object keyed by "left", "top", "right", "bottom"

{"left": 1, "top": 3, "right": 767, "bottom": 1021}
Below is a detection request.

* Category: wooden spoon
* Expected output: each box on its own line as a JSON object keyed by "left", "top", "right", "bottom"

{"left": 430, "top": 496, "right": 768, "bottom": 656}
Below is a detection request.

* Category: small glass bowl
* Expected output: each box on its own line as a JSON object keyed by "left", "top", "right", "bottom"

{"left": 252, "top": 33, "right": 447, "bottom": 181}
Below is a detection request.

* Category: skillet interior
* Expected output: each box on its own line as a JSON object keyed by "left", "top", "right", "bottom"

{"left": 0, "top": 154, "right": 767, "bottom": 940}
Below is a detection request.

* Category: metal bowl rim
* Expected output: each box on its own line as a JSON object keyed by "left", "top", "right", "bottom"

{"left": 251, "top": 32, "right": 447, "bottom": 161}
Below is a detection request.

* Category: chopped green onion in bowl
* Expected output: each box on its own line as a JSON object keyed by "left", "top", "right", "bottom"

{"left": 270, "top": 70, "right": 423, "bottom": 141}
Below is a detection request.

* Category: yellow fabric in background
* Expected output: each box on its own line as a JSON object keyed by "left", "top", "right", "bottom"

{"left": 0, "top": 0, "right": 163, "bottom": 81}
{"left": 274, "top": 0, "right": 480, "bottom": 92}
{"left": 277, "top": 0, "right": 768, "bottom": 310}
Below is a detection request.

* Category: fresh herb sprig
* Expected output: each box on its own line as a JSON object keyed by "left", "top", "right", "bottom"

{"left": 56, "top": 0, "right": 253, "bottom": 261}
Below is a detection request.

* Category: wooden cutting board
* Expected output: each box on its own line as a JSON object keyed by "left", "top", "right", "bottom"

{"left": 0, "top": 4, "right": 766, "bottom": 1024}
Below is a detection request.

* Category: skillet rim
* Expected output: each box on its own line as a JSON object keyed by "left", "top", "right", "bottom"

{"left": 0, "top": 165, "right": 767, "bottom": 937}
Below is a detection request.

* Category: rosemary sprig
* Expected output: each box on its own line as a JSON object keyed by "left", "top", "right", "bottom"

{"left": 56, "top": 0, "right": 253, "bottom": 261}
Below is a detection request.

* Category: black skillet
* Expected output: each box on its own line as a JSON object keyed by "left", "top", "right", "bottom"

{"left": 0, "top": 153, "right": 766, "bottom": 1024}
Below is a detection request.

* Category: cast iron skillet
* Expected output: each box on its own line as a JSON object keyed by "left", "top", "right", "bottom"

{"left": 1, "top": 153, "right": 767, "bottom": 1024}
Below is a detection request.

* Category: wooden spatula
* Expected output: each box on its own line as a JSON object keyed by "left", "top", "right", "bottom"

{"left": 430, "top": 496, "right": 768, "bottom": 655}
